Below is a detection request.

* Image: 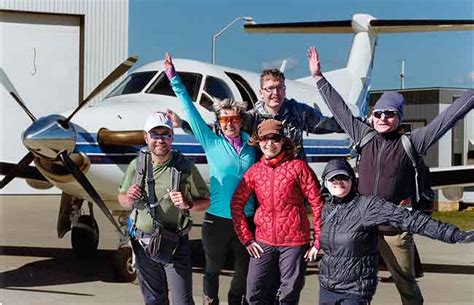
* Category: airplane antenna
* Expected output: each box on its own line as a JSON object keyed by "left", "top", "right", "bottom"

{"left": 400, "top": 60, "right": 405, "bottom": 89}
{"left": 279, "top": 59, "right": 287, "bottom": 72}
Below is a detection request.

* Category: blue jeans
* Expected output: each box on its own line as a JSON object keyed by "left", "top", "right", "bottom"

{"left": 132, "top": 235, "right": 194, "bottom": 305}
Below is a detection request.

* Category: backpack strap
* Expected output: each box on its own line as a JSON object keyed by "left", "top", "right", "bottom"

{"left": 400, "top": 133, "right": 420, "bottom": 202}
{"left": 352, "top": 130, "right": 377, "bottom": 169}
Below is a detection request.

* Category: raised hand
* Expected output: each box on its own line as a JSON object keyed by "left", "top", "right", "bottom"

{"left": 166, "top": 109, "right": 183, "bottom": 128}
{"left": 164, "top": 52, "right": 177, "bottom": 80}
{"left": 307, "top": 46, "right": 322, "bottom": 79}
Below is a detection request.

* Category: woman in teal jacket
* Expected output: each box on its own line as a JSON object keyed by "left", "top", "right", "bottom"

{"left": 165, "top": 53, "right": 256, "bottom": 305}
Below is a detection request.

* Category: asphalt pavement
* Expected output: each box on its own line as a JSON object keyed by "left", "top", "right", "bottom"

{"left": 1, "top": 195, "right": 473, "bottom": 304}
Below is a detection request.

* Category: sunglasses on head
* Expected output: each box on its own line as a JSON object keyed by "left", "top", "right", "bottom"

{"left": 373, "top": 110, "right": 397, "bottom": 119}
{"left": 259, "top": 134, "right": 283, "bottom": 143}
{"left": 219, "top": 116, "right": 242, "bottom": 125}
{"left": 149, "top": 133, "right": 173, "bottom": 140}
{"left": 328, "top": 174, "right": 351, "bottom": 182}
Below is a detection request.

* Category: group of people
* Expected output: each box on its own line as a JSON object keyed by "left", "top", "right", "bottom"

{"left": 118, "top": 46, "right": 474, "bottom": 305}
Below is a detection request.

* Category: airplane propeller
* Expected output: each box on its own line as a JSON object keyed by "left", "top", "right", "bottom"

{"left": 58, "top": 151, "right": 123, "bottom": 233}
{"left": 0, "top": 55, "right": 138, "bottom": 235}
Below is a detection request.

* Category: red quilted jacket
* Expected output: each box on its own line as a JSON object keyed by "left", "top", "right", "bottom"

{"left": 231, "top": 152, "right": 323, "bottom": 248}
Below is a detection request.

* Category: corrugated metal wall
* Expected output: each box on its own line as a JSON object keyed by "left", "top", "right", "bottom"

{"left": 0, "top": 0, "right": 129, "bottom": 103}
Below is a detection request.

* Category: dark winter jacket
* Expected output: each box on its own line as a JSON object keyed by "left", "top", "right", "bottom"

{"left": 317, "top": 78, "right": 473, "bottom": 204}
{"left": 243, "top": 98, "right": 342, "bottom": 160}
{"left": 231, "top": 152, "right": 324, "bottom": 248}
{"left": 319, "top": 190, "right": 460, "bottom": 298}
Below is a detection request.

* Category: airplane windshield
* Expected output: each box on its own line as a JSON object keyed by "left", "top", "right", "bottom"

{"left": 107, "top": 71, "right": 157, "bottom": 97}
{"left": 147, "top": 72, "right": 202, "bottom": 101}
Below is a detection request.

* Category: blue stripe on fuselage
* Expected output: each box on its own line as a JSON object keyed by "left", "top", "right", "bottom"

{"left": 74, "top": 133, "right": 352, "bottom": 165}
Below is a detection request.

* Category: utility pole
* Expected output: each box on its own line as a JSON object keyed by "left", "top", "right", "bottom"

{"left": 400, "top": 60, "right": 405, "bottom": 89}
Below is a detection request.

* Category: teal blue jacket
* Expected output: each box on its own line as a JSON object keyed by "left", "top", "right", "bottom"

{"left": 170, "top": 75, "right": 256, "bottom": 218}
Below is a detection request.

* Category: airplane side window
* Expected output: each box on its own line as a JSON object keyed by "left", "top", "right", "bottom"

{"left": 107, "top": 71, "right": 157, "bottom": 97}
{"left": 147, "top": 72, "right": 202, "bottom": 101}
{"left": 200, "top": 76, "right": 234, "bottom": 111}
{"left": 225, "top": 72, "right": 258, "bottom": 110}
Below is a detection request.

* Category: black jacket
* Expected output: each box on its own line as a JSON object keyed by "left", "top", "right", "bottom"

{"left": 317, "top": 78, "right": 473, "bottom": 203}
{"left": 319, "top": 191, "right": 459, "bottom": 298}
{"left": 244, "top": 98, "right": 342, "bottom": 160}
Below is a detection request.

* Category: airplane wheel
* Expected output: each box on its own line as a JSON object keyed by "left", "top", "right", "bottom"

{"left": 113, "top": 246, "right": 137, "bottom": 282}
{"left": 71, "top": 215, "right": 99, "bottom": 258}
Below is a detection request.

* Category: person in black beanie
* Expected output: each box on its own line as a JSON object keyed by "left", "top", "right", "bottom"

{"left": 309, "top": 45, "right": 473, "bottom": 305}
{"left": 317, "top": 158, "right": 474, "bottom": 305}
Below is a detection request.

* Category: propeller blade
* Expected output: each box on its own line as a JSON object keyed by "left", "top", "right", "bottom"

{"left": 0, "top": 152, "right": 35, "bottom": 189}
{"left": 59, "top": 151, "right": 125, "bottom": 236}
{"left": 0, "top": 160, "right": 47, "bottom": 182}
{"left": 65, "top": 55, "right": 138, "bottom": 123}
{"left": 0, "top": 68, "right": 37, "bottom": 122}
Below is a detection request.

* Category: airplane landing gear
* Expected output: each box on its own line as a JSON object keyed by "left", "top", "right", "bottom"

{"left": 71, "top": 202, "right": 99, "bottom": 258}
{"left": 112, "top": 212, "right": 137, "bottom": 282}
{"left": 113, "top": 246, "right": 137, "bottom": 282}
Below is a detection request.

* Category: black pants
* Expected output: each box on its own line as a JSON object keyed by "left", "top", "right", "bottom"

{"left": 131, "top": 236, "right": 194, "bottom": 305}
{"left": 319, "top": 286, "right": 371, "bottom": 305}
{"left": 246, "top": 242, "right": 307, "bottom": 305}
{"left": 202, "top": 213, "right": 253, "bottom": 305}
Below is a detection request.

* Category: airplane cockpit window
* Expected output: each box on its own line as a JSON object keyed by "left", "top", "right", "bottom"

{"left": 225, "top": 72, "right": 258, "bottom": 110}
{"left": 200, "top": 76, "right": 234, "bottom": 111}
{"left": 107, "top": 71, "right": 156, "bottom": 97}
{"left": 147, "top": 72, "right": 202, "bottom": 101}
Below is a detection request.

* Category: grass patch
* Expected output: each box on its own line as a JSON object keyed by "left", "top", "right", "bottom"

{"left": 432, "top": 211, "right": 474, "bottom": 230}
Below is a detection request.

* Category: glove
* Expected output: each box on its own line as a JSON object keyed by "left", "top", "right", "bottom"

{"left": 454, "top": 230, "right": 474, "bottom": 243}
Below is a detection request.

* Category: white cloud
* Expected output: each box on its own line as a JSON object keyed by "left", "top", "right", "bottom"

{"left": 453, "top": 71, "right": 474, "bottom": 86}
{"left": 261, "top": 57, "right": 299, "bottom": 72}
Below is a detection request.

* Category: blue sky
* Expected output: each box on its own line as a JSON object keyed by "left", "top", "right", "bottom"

{"left": 129, "top": 0, "right": 473, "bottom": 90}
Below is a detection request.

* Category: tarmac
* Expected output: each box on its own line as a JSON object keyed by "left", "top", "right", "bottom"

{"left": 1, "top": 194, "right": 473, "bottom": 304}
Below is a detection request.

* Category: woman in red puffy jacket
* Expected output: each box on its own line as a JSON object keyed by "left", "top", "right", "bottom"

{"left": 231, "top": 119, "right": 324, "bottom": 305}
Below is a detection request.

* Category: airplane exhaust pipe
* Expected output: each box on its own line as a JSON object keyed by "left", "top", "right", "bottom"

{"left": 97, "top": 128, "right": 145, "bottom": 146}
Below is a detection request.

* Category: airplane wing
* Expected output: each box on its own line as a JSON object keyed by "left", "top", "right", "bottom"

{"left": 430, "top": 165, "right": 474, "bottom": 189}
{"left": 243, "top": 19, "right": 474, "bottom": 33}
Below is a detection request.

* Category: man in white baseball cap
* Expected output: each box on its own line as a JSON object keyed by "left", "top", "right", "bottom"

{"left": 118, "top": 111, "right": 209, "bottom": 304}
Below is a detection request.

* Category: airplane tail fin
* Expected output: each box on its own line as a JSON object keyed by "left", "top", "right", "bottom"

{"left": 244, "top": 15, "right": 473, "bottom": 115}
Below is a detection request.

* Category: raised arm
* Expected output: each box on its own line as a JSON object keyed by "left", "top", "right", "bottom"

{"left": 164, "top": 52, "right": 218, "bottom": 148}
{"left": 231, "top": 171, "right": 256, "bottom": 247}
{"left": 308, "top": 46, "right": 371, "bottom": 143}
{"left": 361, "top": 196, "right": 473, "bottom": 244}
{"left": 410, "top": 90, "right": 474, "bottom": 154}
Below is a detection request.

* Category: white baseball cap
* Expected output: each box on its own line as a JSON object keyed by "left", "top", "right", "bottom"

{"left": 144, "top": 112, "right": 173, "bottom": 132}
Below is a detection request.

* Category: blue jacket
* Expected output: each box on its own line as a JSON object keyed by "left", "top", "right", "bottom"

{"left": 170, "top": 75, "right": 256, "bottom": 219}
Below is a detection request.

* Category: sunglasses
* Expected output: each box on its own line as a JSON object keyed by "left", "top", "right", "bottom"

{"left": 149, "top": 133, "right": 173, "bottom": 140}
{"left": 328, "top": 174, "right": 351, "bottom": 182}
{"left": 219, "top": 116, "right": 242, "bottom": 125}
{"left": 373, "top": 110, "right": 397, "bottom": 119}
{"left": 261, "top": 85, "right": 286, "bottom": 93}
{"left": 259, "top": 134, "right": 283, "bottom": 143}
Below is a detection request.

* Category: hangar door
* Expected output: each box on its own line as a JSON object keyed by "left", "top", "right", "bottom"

{"left": 0, "top": 11, "right": 82, "bottom": 194}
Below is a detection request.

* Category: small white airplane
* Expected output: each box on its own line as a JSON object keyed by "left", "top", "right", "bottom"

{"left": 1, "top": 14, "right": 473, "bottom": 281}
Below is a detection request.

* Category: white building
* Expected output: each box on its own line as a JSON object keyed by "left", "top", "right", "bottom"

{"left": 0, "top": 0, "right": 129, "bottom": 194}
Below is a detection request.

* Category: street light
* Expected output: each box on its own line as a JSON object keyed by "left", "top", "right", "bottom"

{"left": 211, "top": 16, "right": 255, "bottom": 64}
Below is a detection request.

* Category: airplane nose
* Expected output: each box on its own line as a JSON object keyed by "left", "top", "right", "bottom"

{"left": 22, "top": 114, "right": 76, "bottom": 160}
